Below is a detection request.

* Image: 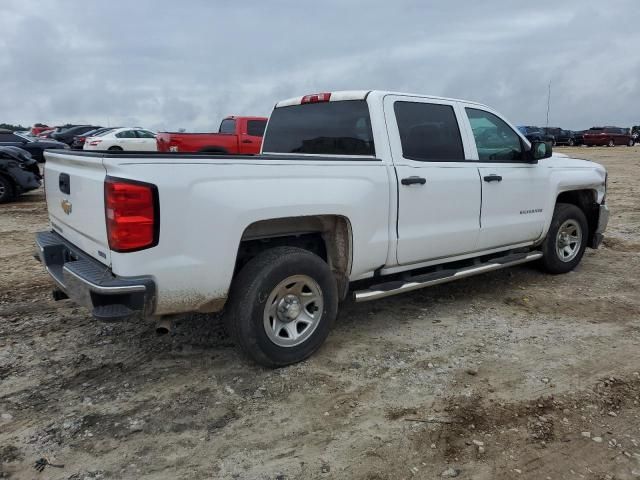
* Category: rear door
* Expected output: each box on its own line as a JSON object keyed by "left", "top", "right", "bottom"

{"left": 384, "top": 95, "right": 481, "bottom": 265}
{"left": 114, "top": 129, "right": 137, "bottom": 150}
{"left": 135, "top": 130, "right": 158, "bottom": 151}
{"left": 44, "top": 151, "right": 110, "bottom": 265}
{"left": 462, "top": 106, "right": 549, "bottom": 250}
{"left": 239, "top": 119, "right": 266, "bottom": 154}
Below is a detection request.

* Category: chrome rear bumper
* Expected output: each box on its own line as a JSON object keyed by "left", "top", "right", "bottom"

{"left": 35, "top": 231, "right": 155, "bottom": 321}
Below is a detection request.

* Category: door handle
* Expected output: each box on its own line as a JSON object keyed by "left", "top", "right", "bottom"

{"left": 241, "top": 139, "right": 253, "bottom": 144}
{"left": 483, "top": 174, "right": 502, "bottom": 183}
{"left": 401, "top": 176, "right": 427, "bottom": 186}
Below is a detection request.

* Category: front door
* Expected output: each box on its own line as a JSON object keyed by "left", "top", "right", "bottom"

{"left": 384, "top": 96, "right": 481, "bottom": 265}
{"left": 462, "top": 106, "right": 549, "bottom": 250}
{"left": 239, "top": 119, "right": 266, "bottom": 154}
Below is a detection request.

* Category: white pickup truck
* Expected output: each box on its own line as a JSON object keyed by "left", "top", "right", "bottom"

{"left": 36, "top": 90, "right": 609, "bottom": 367}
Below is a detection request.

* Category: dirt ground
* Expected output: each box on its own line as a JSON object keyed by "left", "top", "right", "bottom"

{"left": 1, "top": 146, "right": 640, "bottom": 480}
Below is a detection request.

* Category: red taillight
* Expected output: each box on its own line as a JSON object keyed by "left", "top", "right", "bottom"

{"left": 301, "top": 92, "right": 331, "bottom": 104}
{"left": 89, "top": 140, "right": 102, "bottom": 146}
{"left": 104, "top": 177, "right": 159, "bottom": 252}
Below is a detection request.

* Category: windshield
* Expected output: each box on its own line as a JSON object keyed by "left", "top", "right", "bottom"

{"left": 14, "top": 132, "right": 32, "bottom": 142}
{"left": 263, "top": 100, "right": 375, "bottom": 156}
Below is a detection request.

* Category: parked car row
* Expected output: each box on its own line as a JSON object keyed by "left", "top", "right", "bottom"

{"left": 26, "top": 116, "right": 270, "bottom": 156}
{"left": 0, "top": 129, "right": 69, "bottom": 162}
{"left": 517, "top": 125, "right": 635, "bottom": 147}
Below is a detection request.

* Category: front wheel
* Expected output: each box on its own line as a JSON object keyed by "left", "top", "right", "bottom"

{"left": 628, "top": 139, "right": 635, "bottom": 147}
{"left": 540, "top": 203, "right": 588, "bottom": 274}
{"left": 225, "top": 246, "right": 338, "bottom": 367}
{"left": 568, "top": 138, "right": 575, "bottom": 147}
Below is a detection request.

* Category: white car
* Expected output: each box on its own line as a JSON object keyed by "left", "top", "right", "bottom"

{"left": 38, "top": 90, "right": 609, "bottom": 367}
{"left": 83, "top": 127, "right": 157, "bottom": 151}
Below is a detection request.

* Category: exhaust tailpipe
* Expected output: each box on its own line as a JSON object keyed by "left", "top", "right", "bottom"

{"left": 155, "top": 317, "right": 173, "bottom": 335}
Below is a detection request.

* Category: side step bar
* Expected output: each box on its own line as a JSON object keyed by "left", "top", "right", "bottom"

{"left": 354, "top": 251, "right": 543, "bottom": 302}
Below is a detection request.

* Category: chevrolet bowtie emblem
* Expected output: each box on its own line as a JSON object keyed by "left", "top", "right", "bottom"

{"left": 61, "top": 199, "right": 72, "bottom": 215}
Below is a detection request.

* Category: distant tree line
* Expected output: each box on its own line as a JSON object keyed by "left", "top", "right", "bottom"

{"left": 0, "top": 123, "right": 28, "bottom": 131}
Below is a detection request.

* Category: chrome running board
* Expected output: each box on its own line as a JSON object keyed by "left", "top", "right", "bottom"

{"left": 354, "top": 251, "right": 543, "bottom": 302}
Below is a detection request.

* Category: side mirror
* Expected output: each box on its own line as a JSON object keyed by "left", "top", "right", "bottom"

{"left": 528, "top": 141, "right": 552, "bottom": 162}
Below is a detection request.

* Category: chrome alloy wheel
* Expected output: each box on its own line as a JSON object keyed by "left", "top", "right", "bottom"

{"left": 555, "top": 219, "right": 582, "bottom": 262}
{"left": 263, "top": 275, "right": 324, "bottom": 347}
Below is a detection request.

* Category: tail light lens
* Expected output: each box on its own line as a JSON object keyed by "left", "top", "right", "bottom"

{"left": 301, "top": 92, "right": 331, "bottom": 104}
{"left": 104, "top": 177, "right": 159, "bottom": 252}
{"left": 89, "top": 140, "right": 102, "bottom": 146}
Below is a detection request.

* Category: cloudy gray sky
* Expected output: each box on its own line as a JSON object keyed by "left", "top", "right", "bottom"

{"left": 1, "top": 0, "right": 638, "bottom": 131}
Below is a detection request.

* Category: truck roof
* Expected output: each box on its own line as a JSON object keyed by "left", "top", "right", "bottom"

{"left": 274, "top": 90, "right": 489, "bottom": 109}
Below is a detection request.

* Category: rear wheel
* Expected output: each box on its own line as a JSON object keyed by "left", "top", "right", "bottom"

{"left": 540, "top": 203, "right": 588, "bottom": 274}
{"left": 607, "top": 139, "right": 615, "bottom": 147}
{"left": 225, "top": 246, "right": 338, "bottom": 367}
{"left": 108, "top": 146, "right": 123, "bottom": 151}
{"left": 628, "top": 139, "right": 635, "bottom": 147}
{"left": 0, "top": 176, "right": 15, "bottom": 203}
{"left": 568, "top": 138, "right": 575, "bottom": 147}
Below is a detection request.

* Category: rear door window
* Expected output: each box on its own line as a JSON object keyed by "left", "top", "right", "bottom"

{"left": 394, "top": 102, "right": 464, "bottom": 161}
{"left": 466, "top": 108, "right": 523, "bottom": 162}
{"left": 135, "top": 130, "right": 156, "bottom": 138}
{"left": 115, "top": 130, "right": 136, "bottom": 139}
{"left": 262, "top": 100, "right": 375, "bottom": 155}
{"left": 219, "top": 119, "right": 236, "bottom": 134}
{"left": 247, "top": 120, "right": 266, "bottom": 137}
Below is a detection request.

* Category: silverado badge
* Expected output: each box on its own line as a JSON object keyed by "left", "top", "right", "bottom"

{"left": 61, "top": 199, "right": 72, "bottom": 215}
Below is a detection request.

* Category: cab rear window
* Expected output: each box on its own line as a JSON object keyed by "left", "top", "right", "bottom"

{"left": 262, "top": 100, "right": 375, "bottom": 156}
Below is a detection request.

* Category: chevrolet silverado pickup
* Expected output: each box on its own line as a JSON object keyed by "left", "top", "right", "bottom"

{"left": 36, "top": 90, "right": 609, "bottom": 367}
{"left": 156, "top": 116, "right": 267, "bottom": 153}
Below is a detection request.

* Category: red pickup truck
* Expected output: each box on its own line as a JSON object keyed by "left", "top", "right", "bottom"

{"left": 156, "top": 116, "right": 267, "bottom": 154}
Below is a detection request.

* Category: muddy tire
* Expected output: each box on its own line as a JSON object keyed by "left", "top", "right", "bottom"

{"left": 0, "top": 175, "right": 15, "bottom": 203}
{"left": 225, "top": 246, "right": 338, "bottom": 368}
{"left": 540, "top": 203, "right": 588, "bottom": 274}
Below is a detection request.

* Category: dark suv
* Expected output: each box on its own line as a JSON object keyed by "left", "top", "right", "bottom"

{"left": 546, "top": 128, "right": 583, "bottom": 146}
{"left": 583, "top": 127, "right": 634, "bottom": 147}
{"left": 517, "top": 126, "right": 555, "bottom": 144}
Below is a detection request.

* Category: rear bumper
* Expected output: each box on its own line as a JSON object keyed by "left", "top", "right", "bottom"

{"left": 35, "top": 231, "right": 156, "bottom": 321}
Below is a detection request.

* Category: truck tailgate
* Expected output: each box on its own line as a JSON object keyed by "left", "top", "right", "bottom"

{"left": 44, "top": 151, "right": 111, "bottom": 265}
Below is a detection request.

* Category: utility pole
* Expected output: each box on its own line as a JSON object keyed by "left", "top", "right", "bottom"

{"left": 546, "top": 82, "right": 551, "bottom": 127}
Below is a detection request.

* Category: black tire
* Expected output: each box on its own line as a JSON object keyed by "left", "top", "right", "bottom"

{"left": 628, "top": 139, "right": 635, "bottom": 147}
{"left": 108, "top": 146, "right": 123, "bottom": 151}
{"left": 607, "top": 139, "right": 615, "bottom": 147}
{"left": 225, "top": 246, "right": 338, "bottom": 367}
{"left": 568, "top": 138, "right": 575, "bottom": 147}
{"left": 540, "top": 203, "right": 588, "bottom": 274}
{"left": 0, "top": 175, "right": 16, "bottom": 203}
{"left": 198, "top": 148, "right": 228, "bottom": 155}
